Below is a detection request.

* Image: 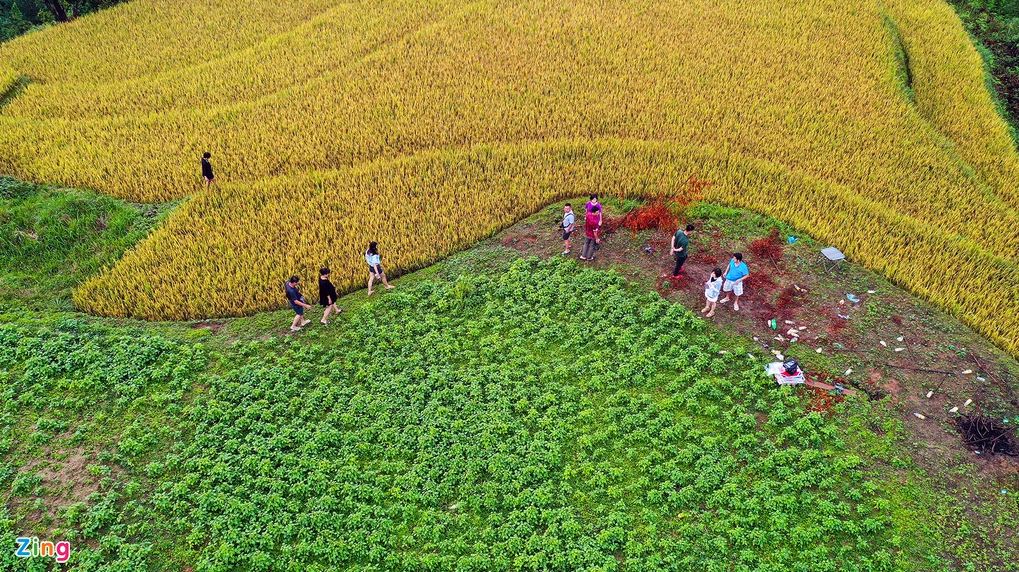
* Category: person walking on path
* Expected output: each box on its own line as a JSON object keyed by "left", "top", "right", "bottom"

{"left": 670, "top": 223, "right": 695, "bottom": 277}
{"left": 366, "top": 241, "right": 395, "bottom": 295}
{"left": 580, "top": 204, "right": 601, "bottom": 261}
{"left": 285, "top": 276, "right": 313, "bottom": 331}
{"left": 701, "top": 267, "right": 724, "bottom": 317}
{"left": 561, "top": 203, "right": 575, "bottom": 255}
{"left": 318, "top": 268, "right": 343, "bottom": 325}
{"left": 201, "top": 152, "right": 216, "bottom": 188}
{"left": 719, "top": 252, "right": 750, "bottom": 312}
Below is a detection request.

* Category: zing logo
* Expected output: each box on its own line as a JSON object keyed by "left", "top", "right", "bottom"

{"left": 14, "top": 537, "right": 71, "bottom": 563}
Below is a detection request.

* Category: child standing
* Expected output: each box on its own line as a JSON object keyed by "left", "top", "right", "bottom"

{"left": 701, "top": 268, "right": 723, "bottom": 317}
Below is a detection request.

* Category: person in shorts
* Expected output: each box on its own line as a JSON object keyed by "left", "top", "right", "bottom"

{"left": 719, "top": 252, "right": 749, "bottom": 311}
{"left": 201, "top": 152, "right": 216, "bottom": 188}
{"left": 318, "top": 268, "right": 343, "bottom": 325}
{"left": 561, "top": 203, "right": 575, "bottom": 255}
{"left": 366, "top": 241, "right": 394, "bottom": 295}
{"left": 285, "top": 276, "right": 313, "bottom": 331}
{"left": 701, "top": 267, "right": 723, "bottom": 317}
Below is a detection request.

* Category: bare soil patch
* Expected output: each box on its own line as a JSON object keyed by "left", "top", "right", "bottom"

{"left": 191, "top": 321, "right": 226, "bottom": 332}
{"left": 10, "top": 444, "right": 106, "bottom": 534}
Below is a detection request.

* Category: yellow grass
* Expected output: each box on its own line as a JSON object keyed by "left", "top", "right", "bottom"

{"left": 0, "top": 66, "right": 17, "bottom": 97}
{"left": 0, "top": 0, "right": 1017, "bottom": 353}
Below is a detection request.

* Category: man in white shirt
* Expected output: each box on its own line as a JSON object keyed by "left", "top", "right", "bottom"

{"left": 561, "top": 203, "right": 576, "bottom": 255}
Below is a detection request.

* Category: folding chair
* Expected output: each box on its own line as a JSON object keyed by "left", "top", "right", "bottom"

{"left": 818, "top": 246, "right": 846, "bottom": 272}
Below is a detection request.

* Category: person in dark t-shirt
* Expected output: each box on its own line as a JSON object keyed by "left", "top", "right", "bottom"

{"left": 318, "top": 268, "right": 342, "bottom": 325}
{"left": 201, "top": 152, "right": 216, "bottom": 187}
{"left": 285, "top": 276, "right": 313, "bottom": 332}
{"left": 670, "top": 224, "right": 695, "bottom": 277}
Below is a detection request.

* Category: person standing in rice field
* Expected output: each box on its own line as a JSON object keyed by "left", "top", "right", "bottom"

{"left": 201, "top": 152, "right": 216, "bottom": 187}
{"left": 285, "top": 275, "right": 313, "bottom": 332}
{"left": 318, "top": 268, "right": 342, "bottom": 325}
{"left": 366, "top": 241, "right": 395, "bottom": 295}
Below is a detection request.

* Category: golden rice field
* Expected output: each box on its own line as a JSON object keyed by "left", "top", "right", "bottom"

{"left": 0, "top": 0, "right": 1018, "bottom": 354}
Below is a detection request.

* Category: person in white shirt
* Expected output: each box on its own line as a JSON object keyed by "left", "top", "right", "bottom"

{"left": 561, "top": 203, "right": 576, "bottom": 255}
{"left": 365, "top": 241, "right": 395, "bottom": 295}
{"left": 701, "top": 268, "right": 723, "bottom": 317}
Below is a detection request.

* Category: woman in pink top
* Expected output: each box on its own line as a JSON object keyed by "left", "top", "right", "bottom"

{"left": 580, "top": 205, "right": 601, "bottom": 260}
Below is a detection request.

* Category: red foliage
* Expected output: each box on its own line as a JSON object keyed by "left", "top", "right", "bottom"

{"left": 748, "top": 227, "right": 783, "bottom": 262}
{"left": 602, "top": 176, "right": 708, "bottom": 237}
{"left": 744, "top": 272, "right": 774, "bottom": 290}
{"left": 609, "top": 201, "right": 677, "bottom": 237}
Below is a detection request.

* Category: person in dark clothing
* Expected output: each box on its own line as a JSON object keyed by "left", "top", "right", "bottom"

{"left": 670, "top": 224, "right": 695, "bottom": 277}
{"left": 285, "top": 276, "right": 313, "bottom": 331}
{"left": 318, "top": 268, "right": 342, "bottom": 325}
{"left": 201, "top": 152, "right": 216, "bottom": 187}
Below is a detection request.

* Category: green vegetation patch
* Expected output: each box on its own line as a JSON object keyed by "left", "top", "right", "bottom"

{"left": 0, "top": 316, "right": 206, "bottom": 569}
{"left": 6, "top": 258, "right": 912, "bottom": 571}
{"left": 0, "top": 177, "right": 171, "bottom": 312}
